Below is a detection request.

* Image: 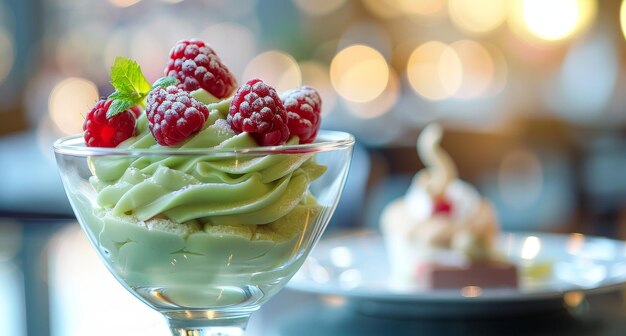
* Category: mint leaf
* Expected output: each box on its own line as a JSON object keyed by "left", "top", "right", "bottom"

{"left": 152, "top": 76, "right": 179, "bottom": 90}
{"left": 110, "top": 57, "right": 151, "bottom": 98}
{"left": 109, "top": 90, "right": 141, "bottom": 102}
{"left": 106, "top": 57, "right": 151, "bottom": 119}
{"left": 107, "top": 99, "right": 134, "bottom": 118}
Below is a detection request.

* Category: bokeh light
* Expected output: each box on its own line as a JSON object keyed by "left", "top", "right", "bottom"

{"left": 362, "top": 0, "right": 402, "bottom": 19}
{"left": 449, "top": 0, "right": 507, "bottom": 34}
{"left": 524, "top": 0, "right": 579, "bottom": 40}
{"left": 344, "top": 67, "right": 399, "bottom": 119}
{"left": 621, "top": 0, "right": 626, "bottom": 41}
{"left": 299, "top": 61, "right": 337, "bottom": 116}
{"left": 406, "top": 41, "right": 462, "bottom": 101}
{"left": 243, "top": 51, "right": 301, "bottom": 93}
{"left": 520, "top": 236, "right": 541, "bottom": 260}
{"left": 108, "top": 0, "right": 141, "bottom": 7}
{"left": 338, "top": 21, "right": 393, "bottom": 59}
{"left": 293, "top": 0, "right": 347, "bottom": 16}
{"left": 0, "top": 26, "right": 14, "bottom": 86}
{"left": 450, "top": 40, "right": 495, "bottom": 99}
{"left": 566, "top": 233, "right": 585, "bottom": 254}
{"left": 390, "top": 0, "right": 446, "bottom": 17}
{"left": 363, "top": 0, "right": 446, "bottom": 19}
{"left": 48, "top": 78, "right": 99, "bottom": 135}
{"left": 508, "top": 0, "right": 597, "bottom": 43}
{"left": 330, "top": 44, "right": 389, "bottom": 103}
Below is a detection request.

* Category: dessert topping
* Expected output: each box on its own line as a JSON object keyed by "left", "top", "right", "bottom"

{"left": 432, "top": 196, "right": 453, "bottom": 215}
{"left": 83, "top": 99, "right": 137, "bottom": 148}
{"left": 281, "top": 86, "right": 322, "bottom": 144}
{"left": 227, "top": 78, "right": 290, "bottom": 146}
{"left": 83, "top": 57, "right": 152, "bottom": 147}
{"left": 416, "top": 123, "right": 458, "bottom": 198}
{"left": 405, "top": 123, "right": 459, "bottom": 220}
{"left": 83, "top": 40, "right": 324, "bottom": 148}
{"left": 165, "top": 39, "right": 237, "bottom": 99}
{"left": 146, "top": 84, "right": 209, "bottom": 146}
{"left": 106, "top": 57, "right": 152, "bottom": 117}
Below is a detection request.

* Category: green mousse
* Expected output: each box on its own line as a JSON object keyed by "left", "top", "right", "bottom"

{"left": 71, "top": 103, "right": 327, "bottom": 308}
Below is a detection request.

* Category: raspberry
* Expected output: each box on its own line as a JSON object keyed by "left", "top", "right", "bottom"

{"left": 281, "top": 86, "right": 321, "bottom": 144}
{"left": 227, "top": 79, "right": 290, "bottom": 146}
{"left": 145, "top": 86, "right": 209, "bottom": 146}
{"left": 83, "top": 99, "right": 137, "bottom": 148}
{"left": 129, "top": 105, "right": 142, "bottom": 118}
{"left": 165, "top": 39, "right": 237, "bottom": 99}
{"left": 432, "top": 197, "right": 453, "bottom": 215}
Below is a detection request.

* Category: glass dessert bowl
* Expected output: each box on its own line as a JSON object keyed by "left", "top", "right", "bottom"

{"left": 53, "top": 130, "right": 354, "bottom": 335}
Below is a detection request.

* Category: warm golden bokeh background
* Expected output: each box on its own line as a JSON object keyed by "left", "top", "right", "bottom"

{"left": 2, "top": 0, "right": 623, "bottom": 231}
{"left": 0, "top": 0, "right": 623, "bottom": 137}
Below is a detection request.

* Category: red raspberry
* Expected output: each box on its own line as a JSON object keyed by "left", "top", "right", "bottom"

{"left": 227, "top": 79, "right": 290, "bottom": 146}
{"left": 83, "top": 99, "right": 137, "bottom": 148}
{"left": 165, "top": 39, "right": 237, "bottom": 99}
{"left": 281, "top": 86, "right": 321, "bottom": 144}
{"left": 432, "top": 197, "right": 453, "bottom": 215}
{"left": 129, "top": 106, "right": 142, "bottom": 118}
{"left": 145, "top": 86, "right": 209, "bottom": 146}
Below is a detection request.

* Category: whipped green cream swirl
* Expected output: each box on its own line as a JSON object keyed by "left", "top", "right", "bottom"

{"left": 89, "top": 107, "right": 326, "bottom": 225}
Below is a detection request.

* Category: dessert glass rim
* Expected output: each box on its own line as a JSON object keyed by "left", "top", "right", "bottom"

{"left": 53, "top": 129, "right": 355, "bottom": 157}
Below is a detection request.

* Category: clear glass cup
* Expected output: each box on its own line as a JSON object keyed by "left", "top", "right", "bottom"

{"left": 53, "top": 130, "right": 354, "bottom": 335}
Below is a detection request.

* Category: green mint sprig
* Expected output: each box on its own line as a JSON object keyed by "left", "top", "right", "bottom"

{"left": 105, "top": 56, "right": 179, "bottom": 118}
{"left": 106, "top": 57, "right": 151, "bottom": 118}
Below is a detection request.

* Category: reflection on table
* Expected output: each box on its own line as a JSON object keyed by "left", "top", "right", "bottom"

{"left": 264, "top": 290, "right": 609, "bottom": 336}
{"left": 0, "top": 220, "right": 25, "bottom": 336}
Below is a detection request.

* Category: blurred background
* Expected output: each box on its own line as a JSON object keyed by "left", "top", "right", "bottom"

{"left": 0, "top": 0, "right": 625, "bottom": 335}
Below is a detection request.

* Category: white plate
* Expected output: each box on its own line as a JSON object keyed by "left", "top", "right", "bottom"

{"left": 288, "top": 230, "right": 626, "bottom": 317}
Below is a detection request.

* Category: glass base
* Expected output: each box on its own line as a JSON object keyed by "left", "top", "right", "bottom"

{"left": 165, "top": 310, "right": 252, "bottom": 336}
{"left": 136, "top": 284, "right": 266, "bottom": 310}
{"left": 170, "top": 326, "right": 245, "bottom": 336}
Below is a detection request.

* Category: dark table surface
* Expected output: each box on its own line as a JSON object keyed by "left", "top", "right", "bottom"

{"left": 253, "top": 286, "right": 626, "bottom": 336}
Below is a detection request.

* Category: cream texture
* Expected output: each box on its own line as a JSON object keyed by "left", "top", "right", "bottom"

{"left": 68, "top": 103, "right": 327, "bottom": 306}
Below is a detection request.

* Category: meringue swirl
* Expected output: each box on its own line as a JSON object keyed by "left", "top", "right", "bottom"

{"left": 414, "top": 123, "right": 457, "bottom": 198}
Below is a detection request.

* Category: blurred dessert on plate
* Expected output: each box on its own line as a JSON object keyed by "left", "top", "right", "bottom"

{"left": 380, "top": 123, "right": 517, "bottom": 291}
